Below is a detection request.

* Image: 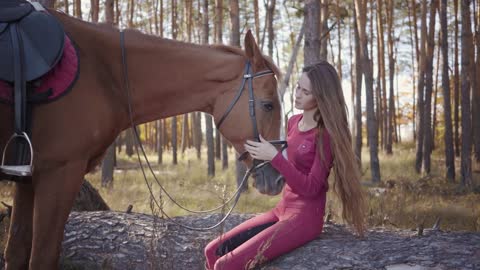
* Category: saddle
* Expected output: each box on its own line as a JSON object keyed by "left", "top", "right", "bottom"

{"left": 0, "top": 0, "right": 65, "bottom": 177}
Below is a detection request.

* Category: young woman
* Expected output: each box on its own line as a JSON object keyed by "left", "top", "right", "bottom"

{"left": 204, "top": 61, "right": 366, "bottom": 270}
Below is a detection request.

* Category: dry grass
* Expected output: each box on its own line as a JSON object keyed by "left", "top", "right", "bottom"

{"left": 0, "top": 143, "right": 478, "bottom": 239}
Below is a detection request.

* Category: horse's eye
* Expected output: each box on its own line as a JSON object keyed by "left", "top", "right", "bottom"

{"left": 262, "top": 102, "right": 274, "bottom": 112}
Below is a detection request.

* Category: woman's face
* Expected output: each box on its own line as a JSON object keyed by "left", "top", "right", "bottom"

{"left": 294, "top": 73, "right": 317, "bottom": 111}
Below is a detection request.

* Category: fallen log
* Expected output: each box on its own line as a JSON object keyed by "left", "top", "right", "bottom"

{"left": 57, "top": 211, "right": 480, "bottom": 270}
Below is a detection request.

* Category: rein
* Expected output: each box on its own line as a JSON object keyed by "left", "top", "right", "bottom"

{"left": 119, "top": 30, "right": 284, "bottom": 231}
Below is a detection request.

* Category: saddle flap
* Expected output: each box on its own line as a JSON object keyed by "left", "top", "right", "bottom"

{"left": 0, "top": 9, "right": 65, "bottom": 82}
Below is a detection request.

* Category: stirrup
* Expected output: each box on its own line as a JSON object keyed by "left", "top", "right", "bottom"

{"left": 0, "top": 132, "right": 34, "bottom": 177}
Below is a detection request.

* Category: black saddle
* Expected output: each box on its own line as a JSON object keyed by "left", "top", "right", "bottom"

{"left": 0, "top": 0, "right": 65, "bottom": 83}
{"left": 0, "top": 0, "right": 65, "bottom": 178}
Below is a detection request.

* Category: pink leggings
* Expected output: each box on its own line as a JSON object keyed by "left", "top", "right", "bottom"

{"left": 204, "top": 206, "right": 324, "bottom": 270}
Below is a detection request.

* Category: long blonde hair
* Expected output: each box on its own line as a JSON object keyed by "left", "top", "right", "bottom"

{"left": 303, "top": 61, "right": 366, "bottom": 237}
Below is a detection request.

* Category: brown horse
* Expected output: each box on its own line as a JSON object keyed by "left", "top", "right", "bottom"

{"left": 0, "top": 9, "right": 284, "bottom": 270}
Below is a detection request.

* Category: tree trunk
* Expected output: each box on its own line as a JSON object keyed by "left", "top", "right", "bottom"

{"left": 304, "top": 0, "right": 321, "bottom": 66}
{"left": 422, "top": 0, "right": 438, "bottom": 174}
{"left": 128, "top": 0, "right": 135, "bottom": 28}
{"left": 125, "top": 129, "right": 134, "bottom": 157}
{"left": 386, "top": 0, "right": 395, "bottom": 155}
{"left": 415, "top": 0, "right": 427, "bottom": 174}
{"left": 74, "top": 0, "right": 82, "bottom": 19}
{"left": 157, "top": 120, "right": 163, "bottom": 164}
{"left": 72, "top": 180, "right": 110, "bottom": 211}
{"left": 55, "top": 212, "right": 480, "bottom": 269}
{"left": 440, "top": 0, "right": 455, "bottom": 182}
{"left": 194, "top": 112, "right": 202, "bottom": 160}
{"left": 181, "top": 114, "right": 189, "bottom": 154}
{"left": 407, "top": 0, "right": 418, "bottom": 140}
{"left": 319, "top": 0, "right": 329, "bottom": 60}
{"left": 206, "top": 115, "right": 215, "bottom": 176}
{"left": 460, "top": 0, "right": 473, "bottom": 188}
{"left": 432, "top": 44, "right": 441, "bottom": 150}
{"left": 64, "top": 0, "right": 69, "bottom": 14}
{"left": 105, "top": 0, "right": 114, "bottom": 25}
{"left": 90, "top": 0, "right": 99, "bottom": 23}
{"left": 253, "top": 0, "right": 260, "bottom": 41}
{"left": 355, "top": 0, "right": 380, "bottom": 183}
{"left": 267, "top": 0, "right": 276, "bottom": 58}
{"left": 172, "top": 117, "right": 178, "bottom": 165}
{"left": 101, "top": 143, "right": 115, "bottom": 188}
{"left": 221, "top": 136, "right": 228, "bottom": 170}
{"left": 215, "top": 129, "right": 221, "bottom": 160}
{"left": 473, "top": 0, "right": 480, "bottom": 164}
{"left": 454, "top": 0, "right": 461, "bottom": 157}
{"left": 353, "top": 6, "right": 362, "bottom": 166}
{"left": 376, "top": 0, "right": 385, "bottom": 151}
{"left": 229, "top": 0, "right": 240, "bottom": 47}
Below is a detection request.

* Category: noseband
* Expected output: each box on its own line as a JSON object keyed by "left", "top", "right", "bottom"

{"left": 215, "top": 61, "right": 287, "bottom": 163}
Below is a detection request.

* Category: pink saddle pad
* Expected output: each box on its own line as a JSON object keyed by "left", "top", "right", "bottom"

{"left": 0, "top": 34, "right": 79, "bottom": 104}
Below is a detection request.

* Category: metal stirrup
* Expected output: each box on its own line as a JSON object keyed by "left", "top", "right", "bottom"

{"left": 0, "top": 132, "right": 34, "bottom": 177}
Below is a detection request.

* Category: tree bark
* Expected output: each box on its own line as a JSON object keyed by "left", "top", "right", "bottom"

{"left": 353, "top": 6, "right": 362, "bottom": 166}
{"left": 386, "top": 0, "right": 395, "bottom": 155}
{"left": 181, "top": 114, "right": 189, "bottom": 154}
{"left": 101, "top": 144, "right": 115, "bottom": 188}
{"left": 407, "top": 0, "right": 418, "bottom": 140}
{"left": 376, "top": 0, "right": 385, "bottom": 151}
{"left": 72, "top": 180, "right": 110, "bottom": 211}
{"left": 253, "top": 0, "right": 260, "bottom": 42}
{"left": 206, "top": 115, "right": 215, "bottom": 176}
{"left": 51, "top": 212, "right": 480, "bottom": 270}
{"left": 172, "top": 117, "right": 178, "bottom": 165}
{"left": 90, "top": 0, "right": 99, "bottom": 23}
{"left": 229, "top": 0, "right": 240, "bottom": 47}
{"left": 355, "top": 0, "right": 380, "bottom": 183}
{"left": 319, "top": 0, "right": 329, "bottom": 60}
{"left": 157, "top": 120, "right": 163, "bottom": 164}
{"left": 460, "top": 0, "right": 473, "bottom": 188}
{"left": 215, "top": 129, "right": 221, "bottom": 160}
{"left": 267, "top": 0, "right": 276, "bottom": 58}
{"left": 415, "top": 0, "right": 428, "bottom": 174}
{"left": 454, "top": 0, "right": 461, "bottom": 157}
{"left": 304, "top": 0, "right": 321, "bottom": 66}
{"left": 74, "top": 0, "right": 82, "bottom": 19}
{"left": 105, "top": 0, "right": 114, "bottom": 25}
{"left": 423, "top": 0, "right": 438, "bottom": 174}
{"left": 473, "top": 0, "right": 480, "bottom": 164}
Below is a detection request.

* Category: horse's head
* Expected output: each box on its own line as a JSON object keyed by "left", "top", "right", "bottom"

{"left": 212, "top": 30, "right": 285, "bottom": 196}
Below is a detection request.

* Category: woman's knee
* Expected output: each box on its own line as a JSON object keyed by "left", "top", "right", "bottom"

{"left": 204, "top": 240, "right": 218, "bottom": 258}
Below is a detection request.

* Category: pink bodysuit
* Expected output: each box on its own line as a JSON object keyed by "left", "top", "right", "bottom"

{"left": 204, "top": 114, "right": 334, "bottom": 270}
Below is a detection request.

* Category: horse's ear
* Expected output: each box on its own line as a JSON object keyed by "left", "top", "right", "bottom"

{"left": 244, "top": 29, "right": 265, "bottom": 70}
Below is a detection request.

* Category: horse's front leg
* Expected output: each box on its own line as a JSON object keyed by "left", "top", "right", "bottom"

{"left": 4, "top": 183, "right": 34, "bottom": 270}
{"left": 28, "top": 160, "right": 86, "bottom": 270}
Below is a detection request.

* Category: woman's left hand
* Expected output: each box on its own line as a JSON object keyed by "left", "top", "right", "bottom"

{"left": 244, "top": 134, "right": 278, "bottom": 161}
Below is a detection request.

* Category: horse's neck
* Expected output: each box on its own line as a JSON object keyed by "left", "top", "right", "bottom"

{"left": 122, "top": 31, "right": 244, "bottom": 125}
{"left": 55, "top": 11, "right": 244, "bottom": 127}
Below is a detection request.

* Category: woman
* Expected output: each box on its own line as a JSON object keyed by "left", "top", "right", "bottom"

{"left": 204, "top": 61, "right": 366, "bottom": 270}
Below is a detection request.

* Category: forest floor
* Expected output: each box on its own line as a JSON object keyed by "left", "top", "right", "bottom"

{"left": 0, "top": 142, "right": 479, "bottom": 253}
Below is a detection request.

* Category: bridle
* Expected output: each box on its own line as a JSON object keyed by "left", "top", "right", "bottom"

{"left": 215, "top": 60, "right": 287, "bottom": 164}
{"left": 119, "top": 31, "right": 286, "bottom": 231}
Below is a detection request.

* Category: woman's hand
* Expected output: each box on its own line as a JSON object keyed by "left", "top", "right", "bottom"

{"left": 244, "top": 134, "right": 279, "bottom": 161}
